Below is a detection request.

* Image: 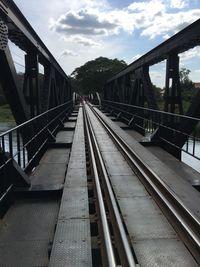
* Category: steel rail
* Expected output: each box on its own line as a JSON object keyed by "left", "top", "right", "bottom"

{"left": 83, "top": 105, "right": 116, "bottom": 267}
{"left": 84, "top": 103, "right": 136, "bottom": 267}
{"left": 89, "top": 103, "right": 200, "bottom": 264}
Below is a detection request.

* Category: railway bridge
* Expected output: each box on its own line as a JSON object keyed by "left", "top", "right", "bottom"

{"left": 0, "top": 1, "right": 200, "bottom": 266}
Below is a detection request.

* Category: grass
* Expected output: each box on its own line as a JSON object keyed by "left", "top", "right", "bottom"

{"left": 0, "top": 104, "right": 15, "bottom": 123}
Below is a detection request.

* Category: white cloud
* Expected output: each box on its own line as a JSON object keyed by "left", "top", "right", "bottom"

{"left": 163, "top": 34, "right": 170, "bottom": 40}
{"left": 140, "top": 9, "right": 200, "bottom": 39}
{"left": 149, "top": 69, "right": 165, "bottom": 88}
{"left": 14, "top": 0, "right": 200, "bottom": 80}
{"left": 149, "top": 70, "right": 162, "bottom": 79}
{"left": 132, "top": 54, "right": 142, "bottom": 61}
{"left": 128, "top": 0, "right": 166, "bottom": 14}
{"left": 179, "top": 46, "right": 200, "bottom": 61}
{"left": 64, "top": 36, "right": 101, "bottom": 46}
{"left": 61, "top": 49, "right": 78, "bottom": 57}
{"left": 50, "top": 9, "right": 119, "bottom": 36}
{"left": 50, "top": 0, "right": 200, "bottom": 41}
{"left": 170, "top": 0, "right": 188, "bottom": 9}
{"left": 195, "top": 69, "right": 200, "bottom": 73}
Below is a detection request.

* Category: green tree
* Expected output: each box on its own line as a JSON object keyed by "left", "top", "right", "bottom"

{"left": 71, "top": 57, "right": 127, "bottom": 94}
{"left": 179, "top": 67, "right": 195, "bottom": 92}
{"left": 152, "top": 84, "right": 162, "bottom": 102}
{"left": 179, "top": 68, "right": 197, "bottom": 105}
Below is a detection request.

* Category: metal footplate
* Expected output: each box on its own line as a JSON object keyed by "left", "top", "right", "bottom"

{"left": 49, "top": 108, "right": 92, "bottom": 267}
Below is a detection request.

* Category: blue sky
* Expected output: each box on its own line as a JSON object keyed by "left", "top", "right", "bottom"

{"left": 13, "top": 0, "right": 200, "bottom": 87}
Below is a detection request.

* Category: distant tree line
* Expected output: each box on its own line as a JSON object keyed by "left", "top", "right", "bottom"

{"left": 70, "top": 57, "right": 197, "bottom": 115}
{"left": 0, "top": 56, "right": 197, "bottom": 115}
{"left": 70, "top": 57, "right": 127, "bottom": 95}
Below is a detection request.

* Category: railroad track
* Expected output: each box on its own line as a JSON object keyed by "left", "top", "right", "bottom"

{"left": 83, "top": 102, "right": 200, "bottom": 266}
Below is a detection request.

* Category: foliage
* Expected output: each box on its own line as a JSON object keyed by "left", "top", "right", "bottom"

{"left": 152, "top": 84, "right": 162, "bottom": 102}
{"left": 71, "top": 57, "right": 127, "bottom": 94}
{"left": 179, "top": 67, "right": 195, "bottom": 92}
{"left": 179, "top": 67, "right": 191, "bottom": 83}
{"left": 179, "top": 68, "right": 197, "bottom": 111}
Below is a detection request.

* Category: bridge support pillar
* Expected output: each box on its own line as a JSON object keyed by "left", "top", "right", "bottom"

{"left": 164, "top": 53, "right": 183, "bottom": 114}
{"left": 23, "top": 52, "right": 40, "bottom": 118}
{"left": 141, "top": 66, "right": 158, "bottom": 110}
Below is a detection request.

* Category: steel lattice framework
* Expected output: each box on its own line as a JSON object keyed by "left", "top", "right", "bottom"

{"left": 0, "top": 0, "right": 72, "bottom": 125}
{"left": 104, "top": 19, "right": 200, "bottom": 115}
{"left": 103, "top": 19, "right": 200, "bottom": 159}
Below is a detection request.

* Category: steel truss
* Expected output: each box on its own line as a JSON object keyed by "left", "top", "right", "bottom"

{"left": 103, "top": 19, "right": 200, "bottom": 158}
{"left": 104, "top": 19, "right": 200, "bottom": 115}
{"left": 0, "top": 0, "right": 72, "bottom": 196}
{"left": 0, "top": 0, "right": 72, "bottom": 124}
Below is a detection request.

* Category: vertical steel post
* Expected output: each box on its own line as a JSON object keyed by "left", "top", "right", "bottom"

{"left": 164, "top": 53, "right": 183, "bottom": 114}
{"left": 142, "top": 66, "right": 158, "bottom": 110}
{"left": 24, "top": 52, "right": 40, "bottom": 118}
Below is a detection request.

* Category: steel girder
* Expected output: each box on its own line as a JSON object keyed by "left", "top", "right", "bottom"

{"left": 164, "top": 53, "right": 183, "bottom": 114}
{"left": 104, "top": 19, "right": 200, "bottom": 115}
{"left": 0, "top": 0, "right": 71, "bottom": 124}
{"left": 0, "top": 0, "right": 72, "bottom": 163}
{"left": 107, "top": 19, "right": 200, "bottom": 82}
{"left": 104, "top": 66, "right": 158, "bottom": 109}
{"left": 103, "top": 19, "right": 200, "bottom": 159}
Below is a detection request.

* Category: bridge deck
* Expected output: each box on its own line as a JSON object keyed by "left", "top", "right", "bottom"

{"left": 0, "top": 111, "right": 78, "bottom": 266}
{"left": 0, "top": 197, "right": 59, "bottom": 266}
{"left": 30, "top": 115, "right": 77, "bottom": 191}
{"left": 87, "top": 106, "right": 197, "bottom": 266}
{"left": 122, "top": 127, "right": 200, "bottom": 187}
{"left": 49, "top": 107, "right": 92, "bottom": 267}
{"left": 0, "top": 105, "right": 199, "bottom": 266}
{"left": 97, "top": 108, "right": 200, "bottom": 219}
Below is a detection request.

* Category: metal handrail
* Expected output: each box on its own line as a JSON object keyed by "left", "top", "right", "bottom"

{"left": 102, "top": 100, "right": 200, "bottom": 160}
{"left": 0, "top": 100, "right": 73, "bottom": 172}
{"left": 0, "top": 102, "right": 72, "bottom": 138}
{"left": 103, "top": 100, "right": 200, "bottom": 121}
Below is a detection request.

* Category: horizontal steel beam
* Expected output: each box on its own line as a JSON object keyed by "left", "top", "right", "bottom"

{"left": 108, "top": 19, "right": 200, "bottom": 82}
{"left": 0, "top": 0, "right": 69, "bottom": 80}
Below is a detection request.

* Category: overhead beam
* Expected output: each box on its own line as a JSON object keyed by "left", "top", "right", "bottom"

{"left": 0, "top": 0, "right": 69, "bottom": 81}
{"left": 108, "top": 19, "right": 200, "bottom": 82}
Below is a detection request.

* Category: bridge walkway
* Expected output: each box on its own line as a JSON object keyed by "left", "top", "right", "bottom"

{"left": 30, "top": 114, "right": 77, "bottom": 191}
{"left": 49, "top": 106, "right": 92, "bottom": 267}
{"left": 0, "top": 109, "right": 80, "bottom": 266}
{"left": 103, "top": 110, "right": 200, "bottom": 215}
{"left": 108, "top": 114, "right": 200, "bottom": 189}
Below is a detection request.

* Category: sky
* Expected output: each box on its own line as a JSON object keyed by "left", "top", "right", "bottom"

{"left": 12, "top": 0, "right": 200, "bottom": 88}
